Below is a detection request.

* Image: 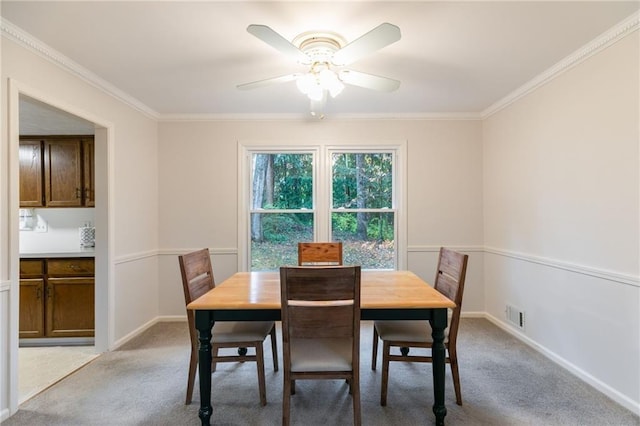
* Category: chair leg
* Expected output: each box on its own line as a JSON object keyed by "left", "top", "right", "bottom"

{"left": 449, "top": 347, "right": 463, "bottom": 406}
{"left": 270, "top": 325, "right": 279, "bottom": 371}
{"left": 380, "top": 341, "right": 391, "bottom": 406}
{"left": 352, "top": 374, "right": 361, "bottom": 426}
{"left": 372, "top": 326, "right": 379, "bottom": 371}
{"left": 211, "top": 345, "right": 219, "bottom": 372}
{"left": 256, "top": 343, "right": 267, "bottom": 406}
{"left": 282, "top": 372, "right": 291, "bottom": 426}
{"left": 291, "top": 379, "right": 296, "bottom": 395}
{"left": 186, "top": 346, "right": 198, "bottom": 405}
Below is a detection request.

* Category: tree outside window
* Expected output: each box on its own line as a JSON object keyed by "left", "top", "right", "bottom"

{"left": 249, "top": 150, "right": 396, "bottom": 271}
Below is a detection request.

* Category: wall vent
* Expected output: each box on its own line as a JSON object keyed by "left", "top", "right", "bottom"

{"left": 506, "top": 304, "right": 525, "bottom": 330}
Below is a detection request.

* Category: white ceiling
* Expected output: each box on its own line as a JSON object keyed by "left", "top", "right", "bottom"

{"left": 2, "top": 1, "right": 639, "bottom": 120}
{"left": 19, "top": 96, "right": 95, "bottom": 135}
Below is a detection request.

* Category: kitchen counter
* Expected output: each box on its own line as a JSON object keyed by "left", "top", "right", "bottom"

{"left": 20, "top": 248, "right": 95, "bottom": 258}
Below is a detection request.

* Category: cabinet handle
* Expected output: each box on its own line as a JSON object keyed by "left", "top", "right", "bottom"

{"left": 47, "top": 285, "right": 53, "bottom": 298}
{"left": 84, "top": 188, "right": 90, "bottom": 200}
{"left": 75, "top": 188, "right": 81, "bottom": 199}
{"left": 36, "top": 287, "right": 42, "bottom": 300}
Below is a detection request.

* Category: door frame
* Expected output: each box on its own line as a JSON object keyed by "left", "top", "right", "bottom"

{"left": 7, "top": 78, "right": 115, "bottom": 414}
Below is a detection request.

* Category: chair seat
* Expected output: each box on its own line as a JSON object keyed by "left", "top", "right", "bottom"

{"left": 374, "top": 320, "right": 449, "bottom": 344}
{"left": 213, "top": 321, "right": 274, "bottom": 343}
{"left": 290, "top": 337, "right": 352, "bottom": 372}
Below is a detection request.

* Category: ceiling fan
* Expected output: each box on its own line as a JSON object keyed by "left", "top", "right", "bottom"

{"left": 237, "top": 23, "right": 401, "bottom": 118}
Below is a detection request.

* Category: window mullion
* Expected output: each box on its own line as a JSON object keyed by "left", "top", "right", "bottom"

{"left": 315, "top": 146, "right": 329, "bottom": 241}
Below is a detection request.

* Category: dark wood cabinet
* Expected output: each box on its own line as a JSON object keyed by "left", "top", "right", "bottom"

{"left": 19, "top": 136, "right": 95, "bottom": 208}
{"left": 19, "top": 258, "right": 95, "bottom": 339}
{"left": 19, "top": 140, "right": 44, "bottom": 207}
{"left": 44, "top": 139, "right": 83, "bottom": 207}
{"left": 19, "top": 259, "right": 45, "bottom": 338}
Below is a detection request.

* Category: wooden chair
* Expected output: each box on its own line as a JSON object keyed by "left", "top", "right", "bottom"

{"left": 280, "top": 265, "right": 361, "bottom": 426}
{"left": 297, "top": 242, "right": 343, "bottom": 265}
{"left": 371, "top": 247, "right": 468, "bottom": 406}
{"left": 178, "top": 249, "right": 278, "bottom": 406}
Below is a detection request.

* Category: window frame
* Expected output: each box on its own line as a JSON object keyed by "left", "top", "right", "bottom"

{"left": 238, "top": 140, "right": 407, "bottom": 271}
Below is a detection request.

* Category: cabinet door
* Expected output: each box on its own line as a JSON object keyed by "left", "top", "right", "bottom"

{"left": 19, "top": 278, "right": 45, "bottom": 338}
{"left": 46, "top": 277, "right": 95, "bottom": 337}
{"left": 82, "top": 138, "right": 95, "bottom": 207}
{"left": 44, "top": 139, "right": 83, "bottom": 207}
{"left": 19, "top": 140, "right": 44, "bottom": 207}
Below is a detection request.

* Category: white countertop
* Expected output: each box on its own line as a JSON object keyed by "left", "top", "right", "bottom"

{"left": 20, "top": 249, "right": 95, "bottom": 258}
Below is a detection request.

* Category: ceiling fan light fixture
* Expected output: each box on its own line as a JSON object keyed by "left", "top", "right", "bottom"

{"left": 295, "top": 67, "right": 343, "bottom": 101}
{"left": 319, "top": 69, "right": 344, "bottom": 98}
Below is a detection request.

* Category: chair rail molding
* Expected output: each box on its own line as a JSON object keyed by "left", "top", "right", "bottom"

{"left": 158, "top": 248, "right": 238, "bottom": 256}
{"left": 408, "top": 245, "right": 484, "bottom": 253}
{"left": 484, "top": 246, "right": 639, "bottom": 288}
{"left": 0, "top": 280, "right": 10, "bottom": 292}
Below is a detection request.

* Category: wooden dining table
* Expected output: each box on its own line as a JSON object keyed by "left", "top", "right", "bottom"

{"left": 188, "top": 270, "right": 456, "bottom": 425}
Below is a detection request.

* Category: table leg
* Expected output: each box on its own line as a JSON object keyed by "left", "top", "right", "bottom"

{"left": 195, "top": 310, "right": 214, "bottom": 425}
{"left": 430, "top": 308, "right": 448, "bottom": 426}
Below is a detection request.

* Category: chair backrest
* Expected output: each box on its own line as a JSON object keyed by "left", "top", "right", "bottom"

{"left": 280, "top": 265, "right": 360, "bottom": 345}
{"left": 297, "top": 242, "right": 343, "bottom": 265}
{"left": 178, "top": 249, "right": 215, "bottom": 345}
{"left": 433, "top": 247, "right": 468, "bottom": 346}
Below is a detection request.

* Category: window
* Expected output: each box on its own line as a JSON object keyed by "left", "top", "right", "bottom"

{"left": 331, "top": 152, "right": 395, "bottom": 269}
{"left": 249, "top": 152, "right": 314, "bottom": 270}
{"left": 240, "top": 142, "right": 405, "bottom": 271}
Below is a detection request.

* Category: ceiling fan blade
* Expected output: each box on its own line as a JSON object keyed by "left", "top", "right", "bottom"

{"left": 247, "top": 24, "right": 310, "bottom": 64}
{"left": 339, "top": 70, "right": 400, "bottom": 92}
{"left": 332, "top": 23, "right": 401, "bottom": 66}
{"left": 237, "top": 73, "right": 300, "bottom": 90}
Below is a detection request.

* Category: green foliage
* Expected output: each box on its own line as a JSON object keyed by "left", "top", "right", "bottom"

{"left": 332, "top": 213, "right": 356, "bottom": 233}
{"left": 260, "top": 213, "right": 313, "bottom": 243}
{"left": 332, "top": 153, "right": 392, "bottom": 209}
{"left": 271, "top": 154, "right": 313, "bottom": 210}
{"left": 366, "top": 214, "right": 394, "bottom": 241}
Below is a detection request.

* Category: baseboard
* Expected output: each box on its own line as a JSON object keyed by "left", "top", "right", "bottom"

{"left": 157, "top": 315, "right": 187, "bottom": 322}
{"left": 1, "top": 407, "right": 10, "bottom": 422}
{"left": 483, "top": 312, "right": 640, "bottom": 416}
{"left": 111, "top": 317, "right": 162, "bottom": 350}
{"left": 460, "top": 311, "right": 486, "bottom": 318}
{"left": 111, "top": 316, "right": 187, "bottom": 350}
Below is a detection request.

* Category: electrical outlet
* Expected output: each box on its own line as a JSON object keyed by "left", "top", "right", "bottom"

{"left": 35, "top": 219, "right": 48, "bottom": 233}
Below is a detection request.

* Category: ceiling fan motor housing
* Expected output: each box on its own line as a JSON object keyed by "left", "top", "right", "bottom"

{"left": 294, "top": 32, "right": 345, "bottom": 65}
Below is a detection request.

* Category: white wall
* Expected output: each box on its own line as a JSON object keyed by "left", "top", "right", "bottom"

{"left": 157, "top": 119, "right": 485, "bottom": 317}
{"left": 1, "top": 36, "right": 159, "bottom": 419}
{"left": 483, "top": 32, "right": 639, "bottom": 411}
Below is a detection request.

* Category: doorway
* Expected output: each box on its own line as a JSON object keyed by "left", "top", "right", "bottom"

{"left": 13, "top": 92, "right": 110, "bottom": 404}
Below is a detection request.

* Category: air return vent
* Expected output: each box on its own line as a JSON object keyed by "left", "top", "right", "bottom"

{"left": 506, "top": 304, "right": 525, "bottom": 330}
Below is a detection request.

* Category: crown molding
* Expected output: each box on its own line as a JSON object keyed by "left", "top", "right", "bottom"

{"left": 1, "top": 17, "right": 160, "bottom": 120}
{"left": 482, "top": 11, "right": 640, "bottom": 118}
{"left": 158, "top": 111, "right": 482, "bottom": 122}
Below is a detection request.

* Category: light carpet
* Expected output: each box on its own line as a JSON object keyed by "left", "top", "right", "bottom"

{"left": 19, "top": 345, "right": 98, "bottom": 404}
{"left": 5, "top": 319, "right": 638, "bottom": 425}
